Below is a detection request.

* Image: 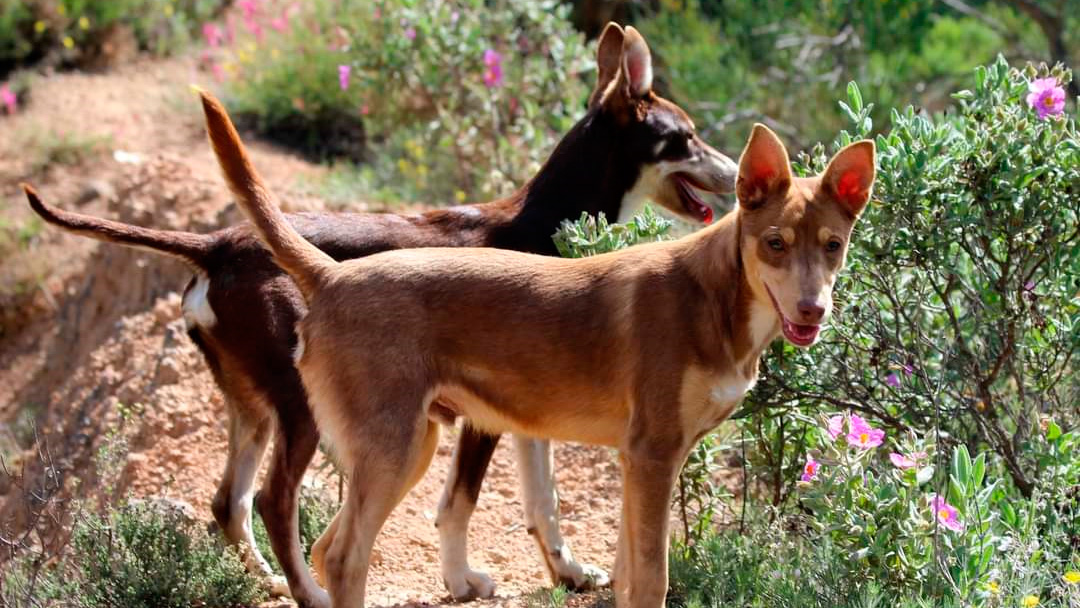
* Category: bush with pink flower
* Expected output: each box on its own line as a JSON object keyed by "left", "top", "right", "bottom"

{"left": 214, "top": 0, "right": 591, "bottom": 204}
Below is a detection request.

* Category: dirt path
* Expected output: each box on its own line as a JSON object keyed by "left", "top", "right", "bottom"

{"left": 0, "top": 52, "right": 623, "bottom": 606}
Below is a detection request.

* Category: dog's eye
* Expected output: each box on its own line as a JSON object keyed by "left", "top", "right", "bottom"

{"left": 767, "top": 238, "right": 785, "bottom": 251}
{"left": 826, "top": 239, "right": 842, "bottom": 252}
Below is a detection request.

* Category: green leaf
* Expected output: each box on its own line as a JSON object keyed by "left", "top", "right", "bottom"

{"left": 1046, "top": 420, "right": 1062, "bottom": 441}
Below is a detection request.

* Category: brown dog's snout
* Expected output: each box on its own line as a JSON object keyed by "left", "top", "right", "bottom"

{"left": 796, "top": 299, "right": 826, "bottom": 324}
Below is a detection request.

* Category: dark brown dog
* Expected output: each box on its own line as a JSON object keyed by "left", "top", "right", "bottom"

{"left": 24, "top": 23, "right": 737, "bottom": 608}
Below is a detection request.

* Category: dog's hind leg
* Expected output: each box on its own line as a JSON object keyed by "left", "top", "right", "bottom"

{"left": 514, "top": 436, "right": 611, "bottom": 590}
{"left": 324, "top": 413, "right": 440, "bottom": 607}
{"left": 255, "top": 389, "right": 328, "bottom": 608}
{"left": 436, "top": 426, "right": 499, "bottom": 600}
{"left": 211, "top": 405, "right": 278, "bottom": 587}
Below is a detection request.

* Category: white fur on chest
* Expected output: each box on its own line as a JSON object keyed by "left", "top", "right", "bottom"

{"left": 709, "top": 374, "right": 757, "bottom": 405}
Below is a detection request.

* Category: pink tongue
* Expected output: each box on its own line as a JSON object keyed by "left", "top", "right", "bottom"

{"left": 784, "top": 319, "right": 818, "bottom": 342}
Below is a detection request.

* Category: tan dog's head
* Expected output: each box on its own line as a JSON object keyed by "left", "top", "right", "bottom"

{"left": 590, "top": 23, "right": 737, "bottom": 224}
{"left": 736, "top": 124, "right": 875, "bottom": 347}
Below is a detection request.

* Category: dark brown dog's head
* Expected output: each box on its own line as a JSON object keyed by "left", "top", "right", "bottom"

{"left": 589, "top": 23, "right": 737, "bottom": 224}
{"left": 735, "top": 124, "right": 875, "bottom": 347}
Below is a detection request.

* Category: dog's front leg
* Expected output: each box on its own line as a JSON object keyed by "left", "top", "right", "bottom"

{"left": 614, "top": 437, "right": 683, "bottom": 608}
{"left": 513, "top": 435, "right": 610, "bottom": 590}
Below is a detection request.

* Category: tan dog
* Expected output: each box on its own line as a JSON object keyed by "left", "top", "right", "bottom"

{"left": 200, "top": 80, "right": 874, "bottom": 606}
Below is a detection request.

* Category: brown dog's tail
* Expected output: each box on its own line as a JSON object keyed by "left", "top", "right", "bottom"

{"left": 196, "top": 88, "right": 333, "bottom": 301}
{"left": 23, "top": 184, "right": 214, "bottom": 270}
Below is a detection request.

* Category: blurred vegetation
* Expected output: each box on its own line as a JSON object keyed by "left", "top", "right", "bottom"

{"left": 217, "top": 0, "right": 591, "bottom": 203}
{"left": 0, "top": 0, "right": 228, "bottom": 78}
{"left": 635, "top": 0, "right": 1078, "bottom": 153}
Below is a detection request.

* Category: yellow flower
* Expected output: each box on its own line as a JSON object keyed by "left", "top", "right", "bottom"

{"left": 34, "top": 20, "right": 46, "bottom": 34}
{"left": 986, "top": 581, "right": 1000, "bottom": 595}
{"left": 416, "top": 165, "right": 428, "bottom": 178}
{"left": 62, "top": 36, "right": 74, "bottom": 49}
{"left": 270, "top": 48, "right": 280, "bottom": 59}
{"left": 454, "top": 190, "right": 466, "bottom": 203}
{"left": 78, "top": 16, "right": 89, "bottom": 30}
{"left": 56, "top": 4, "right": 66, "bottom": 16}
{"left": 1022, "top": 595, "right": 1039, "bottom": 608}
{"left": 1065, "top": 571, "right": 1080, "bottom": 585}
{"left": 164, "top": 3, "right": 174, "bottom": 16}
{"left": 397, "top": 158, "right": 411, "bottom": 174}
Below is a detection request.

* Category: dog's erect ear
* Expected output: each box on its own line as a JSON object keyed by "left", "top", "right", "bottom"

{"left": 821, "top": 140, "right": 876, "bottom": 217}
{"left": 620, "top": 26, "right": 653, "bottom": 99}
{"left": 588, "top": 22, "right": 625, "bottom": 108}
{"left": 736, "top": 124, "right": 792, "bottom": 210}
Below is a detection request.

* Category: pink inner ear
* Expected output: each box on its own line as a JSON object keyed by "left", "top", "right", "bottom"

{"left": 754, "top": 167, "right": 776, "bottom": 182}
{"left": 836, "top": 170, "right": 863, "bottom": 202}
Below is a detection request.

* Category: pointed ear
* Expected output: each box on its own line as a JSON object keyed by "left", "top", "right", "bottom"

{"left": 821, "top": 140, "right": 876, "bottom": 216}
{"left": 588, "top": 22, "right": 624, "bottom": 108}
{"left": 736, "top": 124, "right": 792, "bottom": 210}
{"left": 620, "top": 26, "right": 653, "bottom": 99}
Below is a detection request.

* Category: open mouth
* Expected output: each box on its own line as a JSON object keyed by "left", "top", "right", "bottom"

{"left": 674, "top": 173, "right": 714, "bottom": 224}
{"left": 763, "top": 284, "right": 821, "bottom": 347}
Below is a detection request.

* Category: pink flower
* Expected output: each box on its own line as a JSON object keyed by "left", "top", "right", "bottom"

{"left": 902, "top": 363, "right": 914, "bottom": 376}
{"left": 1026, "top": 77, "right": 1066, "bottom": 120}
{"left": 360, "top": 104, "right": 370, "bottom": 116}
{"left": 846, "top": 418, "right": 885, "bottom": 449}
{"left": 202, "top": 23, "right": 222, "bottom": 47}
{"left": 212, "top": 63, "right": 226, "bottom": 83}
{"left": 0, "top": 83, "right": 16, "bottom": 115}
{"left": 403, "top": 26, "right": 416, "bottom": 41}
{"left": 885, "top": 372, "right": 901, "bottom": 388}
{"left": 482, "top": 48, "right": 503, "bottom": 88}
{"left": 238, "top": 0, "right": 258, "bottom": 21}
{"left": 889, "top": 453, "right": 916, "bottom": 469}
{"left": 826, "top": 415, "right": 845, "bottom": 440}
{"left": 930, "top": 495, "right": 964, "bottom": 532}
{"left": 800, "top": 456, "right": 820, "bottom": 482}
{"left": 270, "top": 15, "right": 288, "bottom": 32}
{"left": 338, "top": 64, "right": 351, "bottom": 91}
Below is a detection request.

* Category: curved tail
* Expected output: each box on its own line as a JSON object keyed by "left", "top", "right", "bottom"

{"left": 196, "top": 88, "right": 334, "bottom": 300}
{"left": 22, "top": 183, "right": 214, "bottom": 270}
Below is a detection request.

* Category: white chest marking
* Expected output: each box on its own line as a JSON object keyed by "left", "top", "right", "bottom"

{"left": 710, "top": 375, "right": 757, "bottom": 405}
{"left": 182, "top": 274, "right": 217, "bottom": 329}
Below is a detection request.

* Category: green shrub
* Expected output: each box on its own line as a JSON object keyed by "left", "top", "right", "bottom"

{"left": 636, "top": 0, "right": 1010, "bottom": 154}
{"left": 0, "top": 0, "right": 225, "bottom": 76}
{"left": 252, "top": 486, "right": 337, "bottom": 575}
{"left": 65, "top": 500, "right": 266, "bottom": 608}
{"left": 748, "top": 58, "right": 1078, "bottom": 501}
{"left": 218, "top": 0, "right": 592, "bottom": 203}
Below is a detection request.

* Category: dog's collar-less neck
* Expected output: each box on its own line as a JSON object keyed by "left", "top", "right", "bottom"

{"left": 488, "top": 109, "right": 640, "bottom": 255}
{"left": 681, "top": 210, "right": 779, "bottom": 367}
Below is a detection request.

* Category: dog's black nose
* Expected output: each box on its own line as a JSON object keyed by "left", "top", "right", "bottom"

{"left": 797, "top": 299, "right": 826, "bottom": 324}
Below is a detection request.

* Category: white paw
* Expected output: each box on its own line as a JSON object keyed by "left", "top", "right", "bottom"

{"left": 556, "top": 562, "right": 610, "bottom": 591}
{"left": 266, "top": 574, "right": 291, "bottom": 597}
{"left": 444, "top": 568, "right": 497, "bottom": 601}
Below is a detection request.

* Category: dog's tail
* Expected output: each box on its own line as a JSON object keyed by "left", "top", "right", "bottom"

{"left": 196, "top": 88, "right": 334, "bottom": 300}
{"left": 22, "top": 184, "right": 214, "bottom": 270}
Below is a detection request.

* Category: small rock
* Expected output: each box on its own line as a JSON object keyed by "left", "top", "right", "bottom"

{"left": 155, "top": 356, "right": 182, "bottom": 386}
{"left": 75, "top": 179, "right": 115, "bottom": 206}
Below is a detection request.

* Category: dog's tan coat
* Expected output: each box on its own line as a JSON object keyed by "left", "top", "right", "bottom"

{"left": 198, "top": 81, "right": 874, "bottom": 606}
